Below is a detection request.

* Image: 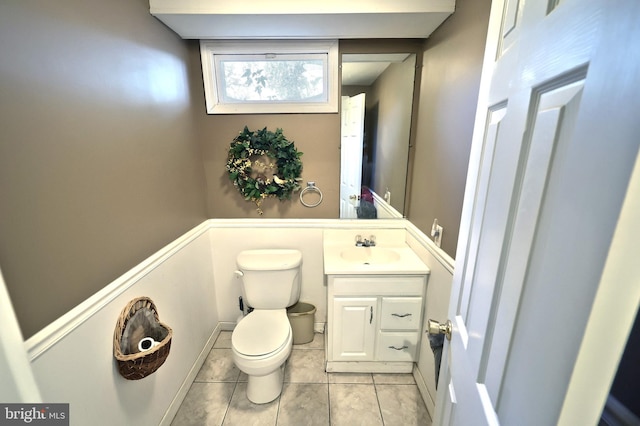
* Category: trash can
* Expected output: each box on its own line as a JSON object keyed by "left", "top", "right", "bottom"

{"left": 287, "top": 302, "right": 316, "bottom": 344}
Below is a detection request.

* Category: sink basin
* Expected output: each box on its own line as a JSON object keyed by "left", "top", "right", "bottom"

{"left": 323, "top": 230, "right": 430, "bottom": 274}
{"left": 339, "top": 247, "right": 401, "bottom": 264}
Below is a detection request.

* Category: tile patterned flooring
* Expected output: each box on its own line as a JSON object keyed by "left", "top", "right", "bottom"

{"left": 171, "top": 331, "right": 432, "bottom": 426}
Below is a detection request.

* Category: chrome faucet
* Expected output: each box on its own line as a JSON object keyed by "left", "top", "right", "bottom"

{"left": 355, "top": 234, "right": 376, "bottom": 247}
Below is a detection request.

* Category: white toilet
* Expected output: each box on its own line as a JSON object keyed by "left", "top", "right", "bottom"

{"left": 231, "top": 249, "right": 302, "bottom": 404}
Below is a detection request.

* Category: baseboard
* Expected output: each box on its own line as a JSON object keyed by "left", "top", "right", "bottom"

{"left": 159, "top": 324, "right": 221, "bottom": 426}
{"left": 219, "top": 321, "right": 237, "bottom": 331}
{"left": 326, "top": 361, "right": 413, "bottom": 373}
{"left": 413, "top": 365, "right": 435, "bottom": 419}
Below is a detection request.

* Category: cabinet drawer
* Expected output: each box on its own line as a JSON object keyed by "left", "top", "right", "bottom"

{"left": 380, "top": 297, "right": 422, "bottom": 330}
{"left": 376, "top": 331, "right": 418, "bottom": 361}
{"left": 330, "top": 276, "right": 425, "bottom": 296}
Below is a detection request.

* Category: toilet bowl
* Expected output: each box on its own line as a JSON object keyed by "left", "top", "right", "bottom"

{"left": 230, "top": 249, "right": 302, "bottom": 404}
{"left": 232, "top": 310, "right": 293, "bottom": 403}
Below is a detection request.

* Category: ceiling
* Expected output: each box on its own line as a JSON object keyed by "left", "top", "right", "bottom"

{"left": 342, "top": 53, "right": 411, "bottom": 86}
{"left": 149, "top": 0, "right": 455, "bottom": 40}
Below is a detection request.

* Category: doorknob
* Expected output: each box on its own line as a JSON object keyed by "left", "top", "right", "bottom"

{"left": 349, "top": 194, "right": 361, "bottom": 200}
{"left": 427, "top": 319, "right": 452, "bottom": 341}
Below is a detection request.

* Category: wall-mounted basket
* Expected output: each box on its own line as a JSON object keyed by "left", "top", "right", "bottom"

{"left": 113, "top": 297, "right": 173, "bottom": 380}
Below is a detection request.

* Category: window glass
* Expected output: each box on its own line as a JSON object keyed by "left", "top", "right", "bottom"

{"left": 200, "top": 41, "right": 338, "bottom": 114}
{"left": 217, "top": 55, "right": 326, "bottom": 103}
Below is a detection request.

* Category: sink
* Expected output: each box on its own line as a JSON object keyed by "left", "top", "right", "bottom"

{"left": 323, "top": 230, "right": 431, "bottom": 275}
{"left": 339, "top": 247, "right": 401, "bottom": 264}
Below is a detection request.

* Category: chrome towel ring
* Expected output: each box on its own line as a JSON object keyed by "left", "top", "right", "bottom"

{"left": 300, "top": 182, "right": 323, "bottom": 208}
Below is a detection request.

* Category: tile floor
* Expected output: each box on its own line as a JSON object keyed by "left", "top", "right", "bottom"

{"left": 171, "top": 331, "right": 431, "bottom": 426}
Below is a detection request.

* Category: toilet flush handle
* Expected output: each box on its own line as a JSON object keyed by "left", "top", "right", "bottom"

{"left": 234, "top": 270, "right": 244, "bottom": 278}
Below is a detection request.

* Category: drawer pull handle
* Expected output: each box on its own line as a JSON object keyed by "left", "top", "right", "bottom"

{"left": 388, "top": 345, "right": 409, "bottom": 351}
{"left": 391, "top": 313, "right": 412, "bottom": 318}
{"left": 370, "top": 306, "right": 373, "bottom": 324}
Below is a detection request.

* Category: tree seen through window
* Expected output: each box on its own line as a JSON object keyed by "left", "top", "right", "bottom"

{"left": 220, "top": 59, "right": 325, "bottom": 102}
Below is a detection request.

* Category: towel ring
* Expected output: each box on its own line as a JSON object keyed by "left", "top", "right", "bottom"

{"left": 300, "top": 182, "right": 323, "bottom": 208}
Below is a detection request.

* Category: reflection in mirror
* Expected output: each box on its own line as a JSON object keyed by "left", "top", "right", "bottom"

{"left": 339, "top": 53, "right": 417, "bottom": 219}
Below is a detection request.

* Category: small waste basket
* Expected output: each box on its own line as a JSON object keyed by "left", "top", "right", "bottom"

{"left": 287, "top": 302, "right": 316, "bottom": 344}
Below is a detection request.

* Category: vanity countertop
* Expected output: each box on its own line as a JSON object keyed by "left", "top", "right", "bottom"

{"left": 323, "top": 242, "right": 430, "bottom": 275}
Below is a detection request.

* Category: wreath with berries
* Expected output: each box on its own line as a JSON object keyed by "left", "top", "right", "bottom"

{"left": 226, "top": 126, "right": 303, "bottom": 215}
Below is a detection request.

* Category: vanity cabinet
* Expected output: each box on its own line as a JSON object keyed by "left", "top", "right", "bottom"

{"left": 326, "top": 275, "right": 427, "bottom": 373}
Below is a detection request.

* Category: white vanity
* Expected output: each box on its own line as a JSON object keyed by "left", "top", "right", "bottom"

{"left": 323, "top": 230, "right": 430, "bottom": 373}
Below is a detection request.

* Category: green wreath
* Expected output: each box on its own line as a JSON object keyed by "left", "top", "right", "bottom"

{"left": 226, "top": 126, "right": 303, "bottom": 215}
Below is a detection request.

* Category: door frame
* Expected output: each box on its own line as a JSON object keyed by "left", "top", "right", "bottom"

{"left": 0, "top": 268, "right": 42, "bottom": 402}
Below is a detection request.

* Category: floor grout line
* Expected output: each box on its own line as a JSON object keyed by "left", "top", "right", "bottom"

{"left": 373, "top": 382, "right": 385, "bottom": 426}
{"left": 172, "top": 332, "right": 430, "bottom": 426}
{"left": 326, "top": 381, "right": 332, "bottom": 426}
{"left": 219, "top": 380, "right": 238, "bottom": 426}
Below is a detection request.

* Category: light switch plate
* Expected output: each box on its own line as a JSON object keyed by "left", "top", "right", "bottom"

{"left": 434, "top": 224, "right": 443, "bottom": 247}
{"left": 431, "top": 219, "right": 443, "bottom": 248}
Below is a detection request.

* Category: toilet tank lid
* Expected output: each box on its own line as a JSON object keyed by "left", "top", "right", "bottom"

{"left": 237, "top": 249, "right": 302, "bottom": 271}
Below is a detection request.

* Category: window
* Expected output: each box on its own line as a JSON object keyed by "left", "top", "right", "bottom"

{"left": 200, "top": 40, "right": 339, "bottom": 114}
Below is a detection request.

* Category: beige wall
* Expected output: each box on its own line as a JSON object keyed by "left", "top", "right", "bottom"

{"left": 407, "top": 0, "right": 492, "bottom": 257}
{"left": 197, "top": 43, "right": 422, "bottom": 219}
{"left": 369, "top": 56, "right": 416, "bottom": 213}
{"left": 0, "top": 0, "right": 491, "bottom": 337}
{"left": 200, "top": 114, "right": 341, "bottom": 218}
{"left": 0, "top": 0, "right": 208, "bottom": 338}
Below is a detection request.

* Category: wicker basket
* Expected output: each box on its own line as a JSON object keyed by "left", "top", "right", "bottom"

{"left": 113, "top": 297, "right": 173, "bottom": 380}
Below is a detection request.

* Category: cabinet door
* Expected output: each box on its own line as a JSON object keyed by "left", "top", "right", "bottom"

{"left": 332, "top": 297, "right": 376, "bottom": 361}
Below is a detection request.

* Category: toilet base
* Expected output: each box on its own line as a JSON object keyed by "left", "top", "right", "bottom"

{"left": 246, "top": 364, "right": 285, "bottom": 404}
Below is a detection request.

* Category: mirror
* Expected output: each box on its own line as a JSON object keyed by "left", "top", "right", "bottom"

{"left": 339, "top": 52, "right": 417, "bottom": 219}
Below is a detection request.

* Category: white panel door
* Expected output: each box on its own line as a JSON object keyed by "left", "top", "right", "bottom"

{"left": 339, "top": 93, "right": 365, "bottom": 218}
{"left": 434, "top": 0, "right": 640, "bottom": 425}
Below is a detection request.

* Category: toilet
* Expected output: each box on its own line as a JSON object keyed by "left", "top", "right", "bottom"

{"left": 231, "top": 249, "right": 302, "bottom": 404}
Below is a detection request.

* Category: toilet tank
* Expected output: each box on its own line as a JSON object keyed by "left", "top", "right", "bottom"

{"left": 236, "top": 249, "right": 302, "bottom": 309}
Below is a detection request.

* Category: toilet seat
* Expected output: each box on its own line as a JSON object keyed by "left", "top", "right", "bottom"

{"left": 232, "top": 310, "right": 290, "bottom": 357}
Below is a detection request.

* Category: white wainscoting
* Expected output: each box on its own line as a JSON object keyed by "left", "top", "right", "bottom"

{"left": 206, "top": 219, "right": 419, "bottom": 333}
{"left": 25, "top": 222, "right": 219, "bottom": 426}
{"left": 21, "top": 218, "right": 453, "bottom": 424}
{"left": 406, "top": 221, "right": 455, "bottom": 418}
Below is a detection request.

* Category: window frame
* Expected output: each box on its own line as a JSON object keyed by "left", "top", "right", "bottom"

{"left": 200, "top": 40, "right": 339, "bottom": 114}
